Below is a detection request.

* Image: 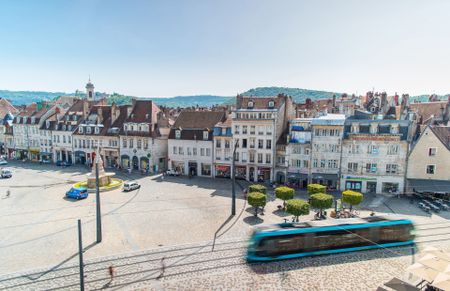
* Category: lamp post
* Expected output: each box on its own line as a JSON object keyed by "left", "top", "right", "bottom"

{"left": 231, "top": 139, "right": 239, "bottom": 216}
{"left": 95, "top": 145, "right": 102, "bottom": 243}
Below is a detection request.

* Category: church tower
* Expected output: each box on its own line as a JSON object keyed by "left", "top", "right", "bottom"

{"left": 86, "top": 78, "right": 95, "bottom": 100}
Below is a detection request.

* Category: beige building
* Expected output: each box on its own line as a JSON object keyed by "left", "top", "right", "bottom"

{"left": 407, "top": 125, "right": 450, "bottom": 194}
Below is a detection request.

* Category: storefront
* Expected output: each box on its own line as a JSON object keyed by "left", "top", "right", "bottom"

{"left": 17, "top": 149, "right": 28, "bottom": 160}
{"left": 235, "top": 166, "right": 246, "bottom": 180}
{"left": 188, "top": 161, "right": 198, "bottom": 176}
{"left": 140, "top": 157, "right": 149, "bottom": 171}
{"left": 75, "top": 151, "right": 86, "bottom": 165}
{"left": 121, "top": 155, "right": 130, "bottom": 169}
{"left": 201, "top": 163, "right": 212, "bottom": 176}
{"left": 257, "top": 167, "right": 271, "bottom": 182}
{"left": 382, "top": 182, "right": 399, "bottom": 194}
{"left": 171, "top": 161, "right": 184, "bottom": 174}
{"left": 345, "top": 180, "right": 362, "bottom": 191}
{"left": 287, "top": 173, "right": 308, "bottom": 188}
{"left": 40, "top": 152, "right": 53, "bottom": 163}
{"left": 312, "top": 173, "right": 339, "bottom": 189}
{"left": 215, "top": 165, "right": 231, "bottom": 178}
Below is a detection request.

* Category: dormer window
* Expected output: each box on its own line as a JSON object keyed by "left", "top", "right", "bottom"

{"left": 23, "top": 117, "right": 27, "bottom": 124}
{"left": 66, "top": 116, "right": 69, "bottom": 121}
{"left": 138, "top": 125, "right": 142, "bottom": 132}
{"left": 95, "top": 127, "right": 100, "bottom": 134}
{"left": 390, "top": 124, "right": 399, "bottom": 134}
{"left": 124, "top": 124, "right": 128, "bottom": 131}
{"left": 175, "top": 130, "right": 181, "bottom": 139}
{"left": 86, "top": 126, "right": 92, "bottom": 134}
{"left": 79, "top": 126, "right": 84, "bottom": 134}
{"left": 247, "top": 101, "right": 254, "bottom": 109}
{"left": 46, "top": 121, "right": 50, "bottom": 128}
{"left": 62, "top": 125, "right": 66, "bottom": 131}
{"left": 203, "top": 131, "right": 209, "bottom": 140}
{"left": 68, "top": 125, "right": 72, "bottom": 131}
{"left": 31, "top": 117, "right": 36, "bottom": 124}
{"left": 268, "top": 101, "right": 275, "bottom": 108}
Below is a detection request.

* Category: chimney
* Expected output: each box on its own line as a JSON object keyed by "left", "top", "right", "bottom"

{"left": 98, "top": 107, "right": 103, "bottom": 123}
{"left": 83, "top": 100, "right": 89, "bottom": 118}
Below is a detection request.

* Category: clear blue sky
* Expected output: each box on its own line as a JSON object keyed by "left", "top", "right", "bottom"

{"left": 1, "top": 0, "right": 450, "bottom": 97}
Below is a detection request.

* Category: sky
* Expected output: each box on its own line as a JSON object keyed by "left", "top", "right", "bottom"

{"left": 1, "top": 0, "right": 450, "bottom": 97}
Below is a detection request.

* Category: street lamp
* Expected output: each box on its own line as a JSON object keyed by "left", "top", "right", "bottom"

{"left": 231, "top": 139, "right": 239, "bottom": 216}
{"left": 95, "top": 146, "right": 102, "bottom": 243}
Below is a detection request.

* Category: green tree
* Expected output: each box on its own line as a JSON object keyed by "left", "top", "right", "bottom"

{"left": 248, "top": 184, "right": 267, "bottom": 194}
{"left": 310, "top": 193, "right": 334, "bottom": 218}
{"left": 342, "top": 190, "right": 363, "bottom": 211}
{"left": 275, "top": 186, "right": 295, "bottom": 209}
{"left": 307, "top": 184, "right": 326, "bottom": 195}
{"left": 286, "top": 199, "right": 310, "bottom": 222}
{"left": 247, "top": 192, "right": 267, "bottom": 217}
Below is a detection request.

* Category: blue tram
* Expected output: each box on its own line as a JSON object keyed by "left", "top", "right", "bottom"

{"left": 247, "top": 216, "right": 415, "bottom": 262}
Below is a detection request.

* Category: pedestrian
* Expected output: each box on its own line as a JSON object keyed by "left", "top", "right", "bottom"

{"left": 6, "top": 189, "right": 10, "bottom": 198}
{"left": 108, "top": 265, "right": 116, "bottom": 284}
{"left": 157, "top": 257, "right": 166, "bottom": 279}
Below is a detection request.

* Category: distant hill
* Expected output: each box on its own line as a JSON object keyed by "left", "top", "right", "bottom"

{"left": 1, "top": 87, "right": 449, "bottom": 108}
{"left": 241, "top": 87, "right": 340, "bottom": 103}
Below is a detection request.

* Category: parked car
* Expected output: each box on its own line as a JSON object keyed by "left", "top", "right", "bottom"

{"left": 165, "top": 169, "right": 180, "bottom": 176}
{"left": 65, "top": 188, "right": 88, "bottom": 200}
{"left": 123, "top": 181, "right": 141, "bottom": 192}
{"left": 1, "top": 169, "right": 12, "bottom": 178}
{"left": 56, "top": 160, "right": 72, "bottom": 167}
{"left": 0, "top": 158, "right": 7, "bottom": 165}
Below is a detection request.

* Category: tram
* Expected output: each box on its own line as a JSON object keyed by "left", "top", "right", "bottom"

{"left": 247, "top": 216, "right": 415, "bottom": 262}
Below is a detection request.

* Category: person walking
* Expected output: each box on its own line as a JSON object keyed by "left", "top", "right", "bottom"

{"left": 157, "top": 257, "right": 166, "bottom": 279}
{"left": 108, "top": 265, "right": 116, "bottom": 285}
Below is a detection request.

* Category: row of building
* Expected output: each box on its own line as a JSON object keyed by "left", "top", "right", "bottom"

{"left": 1, "top": 81, "right": 450, "bottom": 195}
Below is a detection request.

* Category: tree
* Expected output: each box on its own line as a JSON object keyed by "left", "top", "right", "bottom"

{"left": 247, "top": 192, "right": 267, "bottom": 217}
{"left": 310, "top": 193, "right": 334, "bottom": 218}
{"left": 307, "top": 184, "right": 326, "bottom": 195}
{"left": 248, "top": 184, "right": 267, "bottom": 194}
{"left": 275, "top": 186, "right": 295, "bottom": 209}
{"left": 342, "top": 190, "right": 363, "bottom": 211}
{"left": 286, "top": 199, "right": 310, "bottom": 222}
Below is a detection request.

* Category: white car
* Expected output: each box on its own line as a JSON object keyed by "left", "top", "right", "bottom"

{"left": 1, "top": 169, "right": 12, "bottom": 178}
{"left": 123, "top": 181, "right": 140, "bottom": 192}
{"left": 165, "top": 169, "right": 180, "bottom": 176}
{"left": 0, "top": 158, "right": 7, "bottom": 166}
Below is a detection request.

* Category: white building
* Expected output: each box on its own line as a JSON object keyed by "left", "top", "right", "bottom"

{"left": 119, "top": 100, "right": 169, "bottom": 172}
{"left": 285, "top": 118, "right": 313, "bottom": 188}
{"left": 310, "top": 114, "right": 346, "bottom": 189}
{"left": 168, "top": 111, "right": 226, "bottom": 177}
{"left": 213, "top": 116, "right": 233, "bottom": 178}
{"left": 232, "top": 94, "right": 295, "bottom": 182}
{"left": 340, "top": 118, "right": 411, "bottom": 195}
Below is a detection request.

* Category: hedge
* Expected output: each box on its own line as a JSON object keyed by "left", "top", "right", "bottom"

{"left": 248, "top": 184, "right": 267, "bottom": 194}
{"left": 286, "top": 199, "right": 310, "bottom": 222}
{"left": 247, "top": 191, "right": 267, "bottom": 217}
{"left": 307, "top": 184, "right": 326, "bottom": 195}
{"left": 275, "top": 186, "right": 295, "bottom": 209}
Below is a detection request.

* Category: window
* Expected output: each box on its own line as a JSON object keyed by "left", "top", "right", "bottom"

{"left": 224, "top": 149, "right": 230, "bottom": 160}
{"left": 428, "top": 148, "right": 437, "bottom": 156}
{"left": 203, "top": 131, "right": 209, "bottom": 140}
{"left": 348, "top": 162, "right": 358, "bottom": 173}
{"left": 368, "top": 145, "right": 379, "bottom": 155}
{"left": 206, "top": 148, "right": 211, "bottom": 156}
{"left": 215, "top": 149, "right": 221, "bottom": 160}
{"left": 123, "top": 138, "right": 127, "bottom": 148}
{"left": 305, "top": 148, "right": 310, "bottom": 155}
{"left": 242, "top": 152, "right": 247, "bottom": 162}
{"left": 234, "top": 125, "right": 240, "bottom": 134}
{"left": 268, "top": 101, "right": 275, "bottom": 108}
{"left": 250, "top": 138, "right": 255, "bottom": 148}
{"left": 382, "top": 183, "right": 399, "bottom": 194}
{"left": 222, "top": 128, "right": 226, "bottom": 135}
{"left": 79, "top": 127, "right": 84, "bottom": 134}
{"left": 313, "top": 159, "right": 318, "bottom": 168}
{"left": 303, "top": 160, "right": 309, "bottom": 168}
{"left": 95, "top": 127, "right": 100, "bottom": 134}
{"left": 386, "top": 164, "right": 398, "bottom": 174}
{"left": 200, "top": 148, "right": 205, "bottom": 156}
{"left": 258, "top": 139, "right": 263, "bottom": 149}
{"left": 216, "top": 139, "right": 221, "bottom": 148}
{"left": 258, "top": 153, "right": 263, "bottom": 163}
{"left": 187, "top": 147, "right": 192, "bottom": 156}
{"left": 242, "top": 139, "right": 247, "bottom": 148}
{"left": 365, "top": 163, "right": 377, "bottom": 173}
{"left": 86, "top": 127, "right": 91, "bottom": 134}
{"left": 250, "top": 126, "right": 255, "bottom": 134}
{"left": 328, "top": 160, "right": 338, "bottom": 169}
{"left": 265, "top": 154, "right": 271, "bottom": 164}
{"left": 247, "top": 101, "right": 254, "bottom": 108}
{"left": 242, "top": 125, "right": 248, "bottom": 134}
{"left": 258, "top": 126, "right": 264, "bottom": 135}
{"left": 387, "top": 145, "right": 399, "bottom": 155}
{"left": 137, "top": 139, "right": 142, "bottom": 149}
{"left": 193, "top": 148, "right": 197, "bottom": 156}
{"left": 320, "top": 159, "right": 326, "bottom": 168}
{"left": 129, "top": 139, "right": 133, "bottom": 148}
{"left": 175, "top": 130, "right": 181, "bottom": 139}
{"left": 225, "top": 140, "right": 230, "bottom": 148}
{"left": 144, "top": 139, "right": 148, "bottom": 149}
{"left": 179, "top": 147, "right": 184, "bottom": 155}
{"left": 266, "top": 125, "right": 272, "bottom": 135}
{"left": 426, "top": 165, "right": 435, "bottom": 174}
{"left": 266, "top": 140, "right": 272, "bottom": 149}
{"left": 63, "top": 136, "right": 66, "bottom": 143}
{"left": 249, "top": 152, "right": 255, "bottom": 163}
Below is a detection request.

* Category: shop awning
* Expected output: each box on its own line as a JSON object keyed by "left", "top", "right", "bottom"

{"left": 312, "top": 173, "right": 338, "bottom": 180}
{"left": 407, "top": 179, "right": 450, "bottom": 194}
{"left": 287, "top": 173, "right": 308, "bottom": 179}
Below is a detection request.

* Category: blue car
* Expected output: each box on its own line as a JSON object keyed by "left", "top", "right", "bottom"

{"left": 66, "top": 188, "right": 88, "bottom": 200}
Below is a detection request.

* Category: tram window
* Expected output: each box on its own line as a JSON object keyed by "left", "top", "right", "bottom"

{"left": 256, "top": 234, "right": 307, "bottom": 256}
{"left": 311, "top": 228, "right": 373, "bottom": 251}
{"left": 379, "top": 224, "right": 411, "bottom": 243}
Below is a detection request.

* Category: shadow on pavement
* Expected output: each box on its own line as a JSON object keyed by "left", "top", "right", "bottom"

{"left": 243, "top": 216, "right": 264, "bottom": 225}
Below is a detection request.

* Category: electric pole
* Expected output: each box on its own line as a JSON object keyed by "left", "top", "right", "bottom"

{"left": 78, "top": 220, "right": 85, "bottom": 291}
{"left": 95, "top": 150, "right": 102, "bottom": 243}
{"left": 231, "top": 139, "right": 239, "bottom": 215}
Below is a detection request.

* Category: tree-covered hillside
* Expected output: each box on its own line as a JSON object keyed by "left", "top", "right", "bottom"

{"left": 241, "top": 87, "right": 340, "bottom": 103}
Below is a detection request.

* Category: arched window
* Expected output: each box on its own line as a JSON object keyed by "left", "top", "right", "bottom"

{"left": 247, "top": 101, "right": 254, "bottom": 108}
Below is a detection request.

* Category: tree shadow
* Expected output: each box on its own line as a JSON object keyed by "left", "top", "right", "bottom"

{"left": 273, "top": 208, "right": 290, "bottom": 217}
{"left": 243, "top": 215, "right": 264, "bottom": 225}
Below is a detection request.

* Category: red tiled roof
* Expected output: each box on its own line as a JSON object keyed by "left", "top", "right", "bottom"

{"left": 410, "top": 101, "right": 447, "bottom": 124}
{"left": 0, "top": 98, "right": 18, "bottom": 118}
{"left": 236, "top": 95, "right": 285, "bottom": 110}
{"left": 431, "top": 126, "right": 450, "bottom": 151}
